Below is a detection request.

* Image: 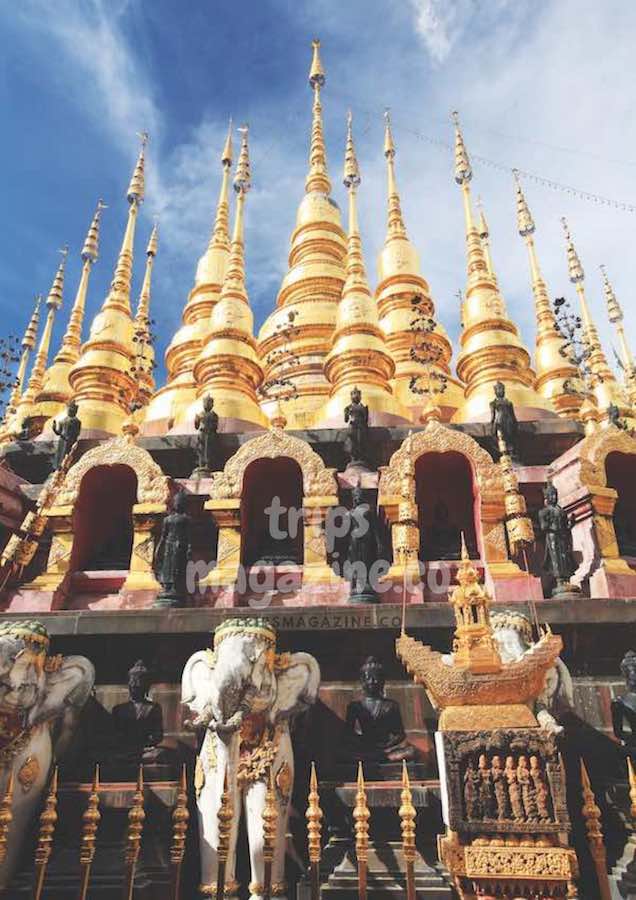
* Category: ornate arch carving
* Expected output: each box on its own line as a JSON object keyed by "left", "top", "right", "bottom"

{"left": 379, "top": 421, "right": 502, "bottom": 499}
{"left": 56, "top": 435, "right": 169, "bottom": 506}
{"left": 209, "top": 428, "right": 338, "bottom": 500}
{"left": 573, "top": 426, "right": 636, "bottom": 491}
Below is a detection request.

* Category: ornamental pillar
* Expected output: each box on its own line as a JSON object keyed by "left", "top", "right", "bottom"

{"left": 122, "top": 502, "right": 165, "bottom": 593}
{"left": 24, "top": 506, "right": 74, "bottom": 594}
{"left": 200, "top": 499, "right": 242, "bottom": 587}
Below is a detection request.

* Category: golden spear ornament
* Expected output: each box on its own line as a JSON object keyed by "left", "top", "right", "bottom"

{"left": 353, "top": 762, "right": 369, "bottom": 900}
{"left": 170, "top": 764, "right": 189, "bottom": 900}
{"left": 306, "top": 762, "right": 323, "bottom": 900}
{"left": 122, "top": 766, "right": 146, "bottom": 900}
{"left": 216, "top": 767, "right": 233, "bottom": 900}
{"left": 0, "top": 771, "right": 15, "bottom": 865}
{"left": 580, "top": 760, "right": 611, "bottom": 900}
{"left": 78, "top": 766, "right": 101, "bottom": 900}
{"left": 628, "top": 757, "right": 636, "bottom": 820}
{"left": 399, "top": 761, "right": 416, "bottom": 900}
{"left": 262, "top": 766, "right": 278, "bottom": 900}
{"left": 33, "top": 767, "right": 59, "bottom": 900}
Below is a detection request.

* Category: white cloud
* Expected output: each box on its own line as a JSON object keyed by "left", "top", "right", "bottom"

{"left": 406, "top": 0, "right": 469, "bottom": 63}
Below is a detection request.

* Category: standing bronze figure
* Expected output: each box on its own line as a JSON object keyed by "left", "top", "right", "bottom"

{"left": 344, "top": 387, "right": 369, "bottom": 467}
{"left": 490, "top": 381, "right": 519, "bottom": 460}
{"left": 612, "top": 650, "right": 636, "bottom": 760}
{"left": 345, "top": 486, "right": 380, "bottom": 604}
{"left": 192, "top": 394, "right": 219, "bottom": 476}
{"left": 538, "top": 481, "right": 578, "bottom": 597}
{"left": 52, "top": 401, "right": 81, "bottom": 469}
{"left": 154, "top": 492, "right": 193, "bottom": 608}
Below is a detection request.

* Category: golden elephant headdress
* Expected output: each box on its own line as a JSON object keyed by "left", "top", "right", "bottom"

{"left": 213, "top": 617, "right": 277, "bottom": 649}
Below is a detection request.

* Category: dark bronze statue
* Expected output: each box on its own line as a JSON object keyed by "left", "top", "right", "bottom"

{"left": 193, "top": 394, "right": 219, "bottom": 475}
{"left": 52, "top": 401, "right": 81, "bottom": 469}
{"left": 17, "top": 417, "right": 33, "bottom": 442}
{"left": 345, "top": 656, "right": 416, "bottom": 765}
{"left": 344, "top": 387, "right": 369, "bottom": 466}
{"left": 345, "top": 485, "right": 380, "bottom": 603}
{"left": 112, "top": 659, "right": 165, "bottom": 766}
{"left": 612, "top": 650, "right": 636, "bottom": 760}
{"left": 490, "top": 381, "right": 519, "bottom": 460}
{"left": 154, "top": 491, "right": 192, "bottom": 607}
{"left": 538, "top": 481, "right": 577, "bottom": 596}
{"left": 608, "top": 403, "right": 628, "bottom": 431}
{"left": 425, "top": 500, "right": 461, "bottom": 560}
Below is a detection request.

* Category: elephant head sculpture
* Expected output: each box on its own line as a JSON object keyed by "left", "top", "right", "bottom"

{"left": 491, "top": 611, "right": 574, "bottom": 734}
{"left": 0, "top": 620, "right": 94, "bottom": 889}
{"left": 182, "top": 617, "right": 320, "bottom": 900}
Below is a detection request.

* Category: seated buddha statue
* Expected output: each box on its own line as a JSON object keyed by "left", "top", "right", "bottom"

{"left": 111, "top": 660, "right": 168, "bottom": 769}
{"left": 345, "top": 656, "right": 416, "bottom": 767}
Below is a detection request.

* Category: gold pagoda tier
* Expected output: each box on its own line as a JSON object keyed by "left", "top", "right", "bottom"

{"left": 2, "top": 295, "right": 41, "bottom": 426}
{"left": 561, "top": 219, "right": 627, "bottom": 419}
{"left": 258, "top": 40, "right": 347, "bottom": 429}
{"left": 451, "top": 113, "right": 551, "bottom": 423}
{"left": 375, "top": 112, "right": 462, "bottom": 421}
{"left": 13, "top": 248, "right": 68, "bottom": 430}
{"left": 513, "top": 174, "right": 583, "bottom": 418}
{"left": 33, "top": 201, "right": 105, "bottom": 430}
{"left": 192, "top": 126, "right": 267, "bottom": 429}
{"left": 131, "top": 223, "right": 158, "bottom": 406}
{"left": 319, "top": 113, "right": 408, "bottom": 425}
{"left": 601, "top": 264, "right": 636, "bottom": 407}
{"left": 143, "top": 124, "right": 233, "bottom": 433}
{"left": 68, "top": 135, "right": 147, "bottom": 435}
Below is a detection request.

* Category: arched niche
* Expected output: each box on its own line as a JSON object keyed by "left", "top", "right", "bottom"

{"left": 606, "top": 451, "right": 636, "bottom": 558}
{"left": 378, "top": 421, "right": 526, "bottom": 594}
{"left": 241, "top": 456, "right": 304, "bottom": 567}
{"left": 416, "top": 450, "right": 479, "bottom": 561}
{"left": 202, "top": 429, "right": 340, "bottom": 588}
{"left": 70, "top": 464, "right": 137, "bottom": 574}
{"left": 549, "top": 425, "right": 636, "bottom": 596}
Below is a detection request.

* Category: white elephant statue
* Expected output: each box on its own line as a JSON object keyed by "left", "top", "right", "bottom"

{"left": 491, "top": 611, "right": 574, "bottom": 734}
{"left": 182, "top": 617, "right": 320, "bottom": 899}
{"left": 0, "top": 619, "right": 94, "bottom": 889}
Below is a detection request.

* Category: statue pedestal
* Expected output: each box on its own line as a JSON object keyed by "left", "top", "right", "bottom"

{"left": 298, "top": 780, "right": 451, "bottom": 899}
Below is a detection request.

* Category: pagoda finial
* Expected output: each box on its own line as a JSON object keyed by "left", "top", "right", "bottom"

{"left": 601, "top": 264, "right": 636, "bottom": 398}
{"left": 145, "top": 221, "right": 159, "bottom": 258}
{"left": 127, "top": 131, "right": 148, "bottom": 204}
{"left": 561, "top": 217, "right": 584, "bottom": 284}
{"left": 234, "top": 124, "right": 251, "bottom": 194}
{"left": 82, "top": 199, "right": 106, "bottom": 263}
{"left": 513, "top": 170, "right": 535, "bottom": 237}
{"left": 133, "top": 224, "right": 158, "bottom": 402}
{"left": 305, "top": 39, "right": 331, "bottom": 195}
{"left": 452, "top": 110, "right": 472, "bottom": 185}
{"left": 476, "top": 196, "right": 497, "bottom": 281}
{"left": 5, "top": 295, "right": 41, "bottom": 416}
{"left": 383, "top": 108, "right": 407, "bottom": 240}
{"left": 600, "top": 264, "right": 623, "bottom": 323}
{"left": 221, "top": 117, "right": 233, "bottom": 167}
{"left": 46, "top": 246, "right": 68, "bottom": 311}
{"left": 136, "top": 223, "right": 158, "bottom": 322}
{"left": 343, "top": 113, "right": 365, "bottom": 289}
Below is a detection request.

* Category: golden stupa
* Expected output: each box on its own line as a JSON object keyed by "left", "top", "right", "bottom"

{"left": 451, "top": 112, "right": 552, "bottom": 422}
{"left": 143, "top": 124, "right": 233, "bottom": 433}
{"left": 68, "top": 134, "right": 147, "bottom": 436}
{"left": 257, "top": 40, "right": 347, "bottom": 430}
{"left": 375, "top": 111, "right": 462, "bottom": 421}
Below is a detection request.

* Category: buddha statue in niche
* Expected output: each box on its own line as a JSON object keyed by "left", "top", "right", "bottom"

{"left": 111, "top": 659, "right": 167, "bottom": 768}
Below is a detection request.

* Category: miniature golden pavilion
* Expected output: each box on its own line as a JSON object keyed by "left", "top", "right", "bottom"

{"left": 0, "top": 36, "right": 634, "bottom": 900}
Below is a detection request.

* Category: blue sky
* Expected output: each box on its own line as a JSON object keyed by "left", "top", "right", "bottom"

{"left": 1, "top": 0, "right": 635, "bottom": 385}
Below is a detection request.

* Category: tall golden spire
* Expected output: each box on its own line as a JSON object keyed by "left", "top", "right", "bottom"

{"left": 376, "top": 111, "right": 461, "bottom": 420}
{"left": 33, "top": 201, "right": 106, "bottom": 428}
{"left": 476, "top": 197, "right": 497, "bottom": 283}
{"left": 194, "top": 125, "right": 266, "bottom": 428}
{"left": 132, "top": 223, "right": 158, "bottom": 404}
{"left": 69, "top": 135, "right": 147, "bottom": 435}
{"left": 305, "top": 39, "right": 330, "bottom": 195}
{"left": 15, "top": 248, "right": 68, "bottom": 424}
{"left": 4, "top": 295, "right": 41, "bottom": 419}
{"left": 561, "top": 218, "right": 623, "bottom": 416}
{"left": 258, "top": 40, "right": 347, "bottom": 429}
{"left": 512, "top": 173, "right": 582, "bottom": 418}
{"left": 451, "top": 112, "right": 547, "bottom": 422}
{"left": 322, "top": 113, "right": 406, "bottom": 425}
{"left": 600, "top": 264, "right": 636, "bottom": 405}
{"left": 143, "top": 124, "right": 234, "bottom": 433}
